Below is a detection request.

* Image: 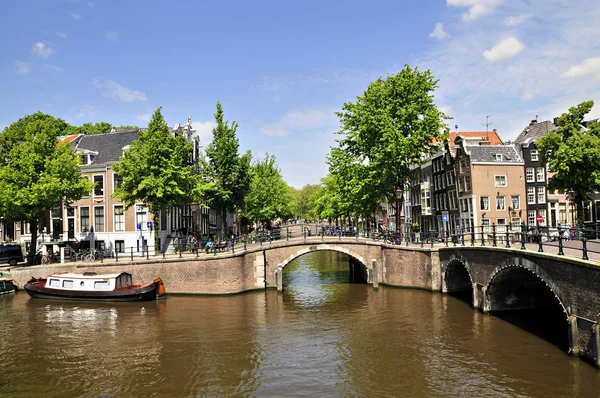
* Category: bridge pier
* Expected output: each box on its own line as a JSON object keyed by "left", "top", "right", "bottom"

{"left": 481, "top": 286, "right": 490, "bottom": 313}
{"left": 568, "top": 315, "right": 579, "bottom": 356}
{"left": 594, "top": 324, "right": 600, "bottom": 367}
{"left": 372, "top": 259, "right": 379, "bottom": 290}
{"left": 275, "top": 266, "right": 283, "bottom": 292}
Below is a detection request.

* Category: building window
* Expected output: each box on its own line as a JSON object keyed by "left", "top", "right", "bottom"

{"left": 511, "top": 217, "right": 522, "bottom": 228}
{"left": 538, "top": 209, "right": 547, "bottom": 225}
{"left": 528, "top": 210, "right": 536, "bottom": 225}
{"left": 583, "top": 201, "right": 592, "bottom": 222}
{"left": 494, "top": 175, "right": 507, "bottom": 187}
{"left": 114, "top": 174, "right": 123, "bottom": 190}
{"left": 496, "top": 196, "right": 506, "bottom": 210}
{"left": 536, "top": 167, "right": 545, "bottom": 182}
{"left": 559, "top": 203, "right": 567, "bottom": 224}
{"left": 495, "top": 154, "right": 503, "bottom": 161}
{"left": 136, "top": 205, "right": 148, "bottom": 231}
{"left": 530, "top": 150, "right": 538, "bottom": 161}
{"left": 464, "top": 176, "right": 471, "bottom": 191}
{"left": 497, "top": 218, "right": 506, "bottom": 232}
{"left": 527, "top": 186, "right": 536, "bottom": 204}
{"left": 94, "top": 206, "right": 104, "bottom": 232}
{"left": 115, "top": 240, "right": 125, "bottom": 253}
{"left": 537, "top": 186, "right": 546, "bottom": 204}
{"left": 114, "top": 205, "right": 124, "bottom": 232}
{"left": 481, "top": 219, "right": 490, "bottom": 233}
{"left": 93, "top": 175, "right": 104, "bottom": 196}
{"left": 80, "top": 207, "right": 90, "bottom": 232}
{"left": 526, "top": 167, "right": 534, "bottom": 182}
{"left": 458, "top": 178, "right": 463, "bottom": 192}
{"left": 511, "top": 196, "right": 520, "bottom": 210}
{"left": 480, "top": 196, "right": 490, "bottom": 210}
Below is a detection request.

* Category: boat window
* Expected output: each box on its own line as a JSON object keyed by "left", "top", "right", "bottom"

{"left": 80, "top": 281, "right": 85, "bottom": 287}
{"left": 62, "top": 280, "right": 74, "bottom": 289}
{"left": 127, "top": 275, "right": 132, "bottom": 286}
{"left": 116, "top": 277, "right": 121, "bottom": 289}
{"left": 49, "top": 279, "right": 60, "bottom": 287}
{"left": 94, "top": 281, "right": 110, "bottom": 289}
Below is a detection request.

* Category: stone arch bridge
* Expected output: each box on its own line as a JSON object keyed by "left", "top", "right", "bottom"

{"left": 9, "top": 238, "right": 600, "bottom": 367}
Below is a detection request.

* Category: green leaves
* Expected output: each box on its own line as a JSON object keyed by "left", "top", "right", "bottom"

{"left": 327, "top": 65, "right": 449, "bottom": 220}
{"left": 538, "top": 101, "right": 600, "bottom": 224}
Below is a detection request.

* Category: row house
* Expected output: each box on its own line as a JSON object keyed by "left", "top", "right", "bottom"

{"left": 13, "top": 118, "right": 235, "bottom": 255}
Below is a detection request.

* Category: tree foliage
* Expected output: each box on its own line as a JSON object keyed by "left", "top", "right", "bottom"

{"left": 0, "top": 112, "right": 93, "bottom": 262}
{"left": 113, "top": 108, "right": 208, "bottom": 251}
{"left": 115, "top": 125, "right": 139, "bottom": 130}
{"left": 328, "top": 65, "right": 449, "bottom": 222}
{"left": 202, "top": 102, "right": 252, "bottom": 235}
{"left": 81, "top": 122, "right": 113, "bottom": 135}
{"left": 538, "top": 100, "right": 600, "bottom": 224}
{"left": 244, "top": 153, "right": 294, "bottom": 225}
{"left": 291, "top": 184, "right": 321, "bottom": 221}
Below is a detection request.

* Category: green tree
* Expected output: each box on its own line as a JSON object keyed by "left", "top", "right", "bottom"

{"left": 538, "top": 100, "right": 600, "bottom": 225}
{"left": 112, "top": 107, "right": 208, "bottom": 252}
{"left": 330, "top": 65, "right": 448, "bottom": 228}
{"left": 81, "top": 122, "right": 113, "bottom": 134}
{"left": 244, "top": 154, "right": 294, "bottom": 225}
{"left": 202, "top": 102, "right": 252, "bottom": 236}
{"left": 294, "top": 184, "right": 321, "bottom": 221}
{"left": 0, "top": 112, "right": 93, "bottom": 263}
{"left": 115, "top": 125, "right": 139, "bottom": 130}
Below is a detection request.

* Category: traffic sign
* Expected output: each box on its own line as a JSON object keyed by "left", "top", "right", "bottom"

{"left": 442, "top": 215, "right": 449, "bottom": 222}
{"left": 536, "top": 214, "right": 544, "bottom": 223}
{"left": 147, "top": 221, "right": 153, "bottom": 229}
{"left": 136, "top": 223, "right": 142, "bottom": 231}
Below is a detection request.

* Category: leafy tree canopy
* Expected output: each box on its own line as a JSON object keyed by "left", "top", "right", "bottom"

{"left": 0, "top": 112, "right": 93, "bottom": 261}
{"left": 538, "top": 100, "right": 600, "bottom": 224}
{"left": 81, "top": 122, "right": 113, "bottom": 135}
{"left": 202, "top": 101, "right": 251, "bottom": 235}
{"left": 115, "top": 125, "right": 139, "bottom": 130}
{"left": 244, "top": 153, "right": 294, "bottom": 224}
{"left": 113, "top": 107, "right": 209, "bottom": 250}
{"left": 329, "top": 65, "right": 449, "bottom": 218}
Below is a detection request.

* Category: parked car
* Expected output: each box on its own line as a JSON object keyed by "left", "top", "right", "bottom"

{"left": 0, "top": 245, "right": 24, "bottom": 266}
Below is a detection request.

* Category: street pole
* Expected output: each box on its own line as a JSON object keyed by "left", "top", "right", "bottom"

{"left": 395, "top": 186, "right": 402, "bottom": 244}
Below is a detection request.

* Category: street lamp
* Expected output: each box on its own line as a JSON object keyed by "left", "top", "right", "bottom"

{"left": 395, "top": 185, "right": 403, "bottom": 241}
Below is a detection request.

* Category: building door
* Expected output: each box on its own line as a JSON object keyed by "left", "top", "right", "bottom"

{"left": 550, "top": 209, "right": 557, "bottom": 228}
{"left": 68, "top": 219, "right": 75, "bottom": 239}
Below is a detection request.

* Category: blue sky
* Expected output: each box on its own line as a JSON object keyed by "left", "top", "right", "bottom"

{"left": 2, "top": 0, "right": 599, "bottom": 187}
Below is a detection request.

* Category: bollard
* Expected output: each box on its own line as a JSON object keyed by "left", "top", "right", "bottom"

{"left": 146, "top": 247, "right": 149, "bottom": 260}
{"left": 100, "top": 251, "right": 103, "bottom": 263}
{"left": 116, "top": 250, "right": 119, "bottom": 262}
{"left": 356, "top": 229, "right": 358, "bottom": 241}
{"left": 505, "top": 230, "right": 510, "bottom": 248}
{"left": 521, "top": 224, "right": 526, "bottom": 250}
{"left": 232, "top": 240, "right": 235, "bottom": 253}
{"left": 471, "top": 230, "right": 475, "bottom": 246}
{"left": 582, "top": 237, "right": 589, "bottom": 260}
{"left": 179, "top": 245, "right": 182, "bottom": 258}
{"left": 461, "top": 230, "right": 465, "bottom": 246}
{"left": 195, "top": 242, "right": 199, "bottom": 257}
{"left": 339, "top": 230, "right": 341, "bottom": 240}
{"left": 163, "top": 249, "right": 166, "bottom": 260}
{"left": 322, "top": 229, "right": 324, "bottom": 241}
{"left": 214, "top": 244, "right": 217, "bottom": 256}
{"left": 558, "top": 231, "right": 564, "bottom": 256}
{"left": 421, "top": 233, "right": 424, "bottom": 248}
{"left": 538, "top": 230, "right": 543, "bottom": 253}
{"left": 481, "top": 225, "right": 485, "bottom": 247}
{"left": 492, "top": 223, "right": 497, "bottom": 247}
{"left": 131, "top": 247, "right": 133, "bottom": 261}
{"left": 430, "top": 231, "right": 434, "bottom": 248}
{"left": 244, "top": 237, "right": 247, "bottom": 251}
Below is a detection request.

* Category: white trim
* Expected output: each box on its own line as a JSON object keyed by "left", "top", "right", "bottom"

{"left": 79, "top": 206, "right": 90, "bottom": 233}
{"left": 92, "top": 174, "right": 105, "bottom": 198}
{"left": 113, "top": 204, "right": 125, "bottom": 232}
{"left": 471, "top": 162, "right": 524, "bottom": 166}
{"left": 93, "top": 205, "right": 105, "bottom": 233}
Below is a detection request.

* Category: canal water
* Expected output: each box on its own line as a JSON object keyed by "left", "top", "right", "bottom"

{"left": 1, "top": 251, "right": 599, "bottom": 397}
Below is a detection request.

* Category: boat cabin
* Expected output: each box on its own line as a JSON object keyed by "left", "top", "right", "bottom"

{"left": 45, "top": 272, "right": 133, "bottom": 292}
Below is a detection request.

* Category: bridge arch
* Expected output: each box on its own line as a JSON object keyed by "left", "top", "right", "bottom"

{"left": 442, "top": 257, "right": 474, "bottom": 294}
{"left": 484, "top": 258, "right": 570, "bottom": 319}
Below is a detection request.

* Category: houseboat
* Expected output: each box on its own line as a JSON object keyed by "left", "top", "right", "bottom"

{"left": 0, "top": 276, "right": 18, "bottom": 295}
{"left": 24, "top": 272, "right": 166, "bottom": 301}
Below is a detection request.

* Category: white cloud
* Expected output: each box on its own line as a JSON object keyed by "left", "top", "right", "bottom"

{"left": 438, "top": 105, "right": 453, "bottom": 116}
{"left": 191, "top": 121, "right": 217, "bottom": 143}
{"left": 76, "top": 104, "right": 95, "bottom": 119}
{"left": 69, "top": 12, "right": 81, "bottom": 20}
{"left": 447, "top": 0, "right": 502, "bottom": 22}
{"left": 429, "top": 23, "right": 449, "bottom": 40}
{"left": 15, "top": 61, "right": 31, "bottom": 74}
{"left": 504, "top": 13, "right": 532, "bottom": 26}
{"left": 560, "top": 57, "right": 600, "bottom": 79}
{"left": 45, "top": 64, "right": 63, "bottom": 72}
{"left": 106, "top": 31, "right": 118, "bottom": 40}
{"left": 136, "top": 113, "right": 152, "bottom": 124}
{"left": 483, "top": 37, "right": 525, "bottom": 62}
{"left": 31, "top": 42, "right": 54, "bottom": 57}
{"left": 54, "top": 31, "right": 67, "bottom": 39}
{"left": 260, "top": 109, "right": 338, "bottom": 137}
{"left": 93, "top": 78, "right": 147, "bottom": 102}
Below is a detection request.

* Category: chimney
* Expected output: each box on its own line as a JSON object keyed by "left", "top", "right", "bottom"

{"left": 529, "top": 120, "right": 537, "bottom": 126}
{"left": 553, "top": 117, "right": 559, "bottom": 125}
{"left": 493, "top": 128, "right": 497, "bottom": 133}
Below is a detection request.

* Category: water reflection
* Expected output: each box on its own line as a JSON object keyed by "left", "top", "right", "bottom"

{"left": 1, "top": 251, "right": 599, "bottom": 397}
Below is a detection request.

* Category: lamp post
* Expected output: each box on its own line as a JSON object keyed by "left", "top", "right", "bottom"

{"left": 395, "top": 186, "right": 403, "bottom": 242}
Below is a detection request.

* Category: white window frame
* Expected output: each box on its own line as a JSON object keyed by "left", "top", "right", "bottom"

{"left": 528, "top": 210, "right": 536, "bottom": 225}
{"left": 527, "top": 186, "right": 536, "bottom": 204}
{"left": 526, "top": 167, "right": 535, "bottom": 182}
{"left": 531, "top": 149, "right": 538, "bottom": 161}
{"left": 464, "top": 176, "right": 471, "bottom": 191}
{"left": 94, "top": 206, "right": 105, "bottom": 233}
{"left": 536, "top": 167, "right": 545, "bottom": 182}
{"left": 494, "top": 175, "right": 507, "bottom": 188}
{"left": 114, "top": 205, "right": 125, "bottom": 232}
{"left": 496, "top": 218, "right": 507, "bottom": 232}
{"left": 80, "top": 206, "right": 90, "bottom": 233}
{"left": 480, "top": 196, "right": 490, "bottom": 211}
{"left": 93, "top": 174, "right": 104, "bottom": 197}
{"left": 511, "top": 195, "right": 520, "bottom": 210}
{"left": 495, "top": 154, "right": 503, "bottom": 161}
{"left": 496, "top": 196, "right": 506, "bottom": 210}
{"left": 537, "top": 186, "right": 546, "bottom": 204}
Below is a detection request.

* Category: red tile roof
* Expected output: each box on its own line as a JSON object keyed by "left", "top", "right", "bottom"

{"left": 447, "top": 131, "right": 503, "bottom": 147}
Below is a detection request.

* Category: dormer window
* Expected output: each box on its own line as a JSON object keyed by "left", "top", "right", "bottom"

{"left": 495, "top": 154, "right": 503, "bottom": 161}
{"left": 78, "top": 151, "right": 97, "bottom": 165}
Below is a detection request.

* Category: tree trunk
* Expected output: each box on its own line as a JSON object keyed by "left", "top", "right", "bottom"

{"left": 154, "top": 213, "right": 159, "bottom": 255}
{"left": 221, "top": 208, "right": 228, "bottom": 239}
{"left": 28, "top": 219, "right": 39, "bottom": 265}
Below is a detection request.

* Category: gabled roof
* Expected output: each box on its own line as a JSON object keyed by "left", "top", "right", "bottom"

{"left": 514, "top": 120, "right": 556, "bottom": 144}
{"left": 449, "top": 131, "right": 503, "bottom": 147}
{"left": 70, "top": 130, "right": 139, "bottom": 165}
{"left": 467, "top": 144, "right": 522, "bottom": 163}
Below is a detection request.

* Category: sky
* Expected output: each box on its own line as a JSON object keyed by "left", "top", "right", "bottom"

{"left": 1, "top": 0, "right": 599, "bottom": 188}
